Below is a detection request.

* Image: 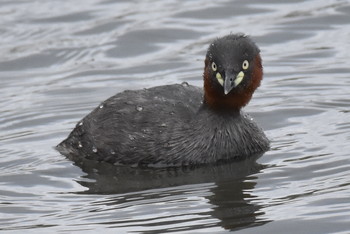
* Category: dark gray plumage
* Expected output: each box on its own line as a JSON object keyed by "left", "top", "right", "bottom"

{"left": 57, "top": 84, "right": 269, "bottom": 167}
{"left": 57, "top": 34, "right": 270, "bottom": 167}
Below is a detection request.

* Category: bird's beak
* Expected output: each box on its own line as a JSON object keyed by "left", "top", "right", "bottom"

{"left": 224, "top": 71, "right": 244, "bottom": 95}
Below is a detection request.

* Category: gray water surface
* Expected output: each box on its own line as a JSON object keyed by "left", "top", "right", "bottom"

{"left": 1, "top": 0, "right": 350, "bottom": 233}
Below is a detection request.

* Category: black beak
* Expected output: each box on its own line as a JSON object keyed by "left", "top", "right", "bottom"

{"left": 224, "top": 71, "right": 244, "bottom": 95}
{"left": 224, "top": 72, "right": 236, "bottom": 95}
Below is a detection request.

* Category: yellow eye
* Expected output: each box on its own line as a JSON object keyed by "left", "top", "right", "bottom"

{"left": 242, "top": 60, "right": 249, "bottom": 70}
{"left": 211, "top": 62, "right": 217, "bottom": 71}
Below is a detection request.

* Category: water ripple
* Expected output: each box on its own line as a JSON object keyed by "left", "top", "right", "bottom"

{"left": 1, "top": 0, "right": 350, "bottom": 233}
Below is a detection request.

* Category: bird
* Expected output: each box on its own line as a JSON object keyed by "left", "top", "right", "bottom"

{"left": 57, "top": 34, "right": 270, "bottom": 167}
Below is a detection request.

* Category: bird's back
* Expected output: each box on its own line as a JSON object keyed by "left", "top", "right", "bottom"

{"left": 57, "top": 83, "right": 204, "bottom": 166}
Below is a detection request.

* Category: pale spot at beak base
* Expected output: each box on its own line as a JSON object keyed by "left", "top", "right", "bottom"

{"left": 234, "top": 71, "right": 244, "bottom": 87}
{"left": 216, "top": 72, "right": 224, "bottom": 86}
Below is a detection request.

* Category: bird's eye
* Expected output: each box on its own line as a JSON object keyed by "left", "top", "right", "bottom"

{"left": 211, "top": 62, "right": 217, "bottom": 71}
{"left": 242, "top": 60, "right": 249, "bottom": 70}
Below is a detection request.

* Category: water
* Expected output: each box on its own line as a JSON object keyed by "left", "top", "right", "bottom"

{"left": 1, "top": 0, "right": 350, "bottom": 233}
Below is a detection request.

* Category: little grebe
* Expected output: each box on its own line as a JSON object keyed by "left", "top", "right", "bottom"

{"left": 57, "top": 34, "right": 269, "bottom": 167}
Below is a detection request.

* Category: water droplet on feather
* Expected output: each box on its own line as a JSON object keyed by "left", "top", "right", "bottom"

{"left": 129, "top": 134, "right": 135, "bottom": 140}
{"left": 92, "top": 146, "right": 97, "bottom": 153}
{"left": 181, "top": 81, "right": 189, "bottom": 87}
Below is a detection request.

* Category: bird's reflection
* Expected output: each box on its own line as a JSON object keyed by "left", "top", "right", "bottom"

{"left": 70, "top": 154, "right": 269, "bottom": 231}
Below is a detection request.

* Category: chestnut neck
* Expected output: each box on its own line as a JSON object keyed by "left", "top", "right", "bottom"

{"left": 203, "top": 54, "right": 263, "bottom": 112}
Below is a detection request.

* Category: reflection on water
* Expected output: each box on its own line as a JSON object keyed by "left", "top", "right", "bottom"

{"left": 73, "top": 155, "right": 268, "bottom": 232}
{"left": 75, "top": 155, "right": 263, "bottom": 194}
{"left": 1, "top": 0, "right": 350, "bottom": 233}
